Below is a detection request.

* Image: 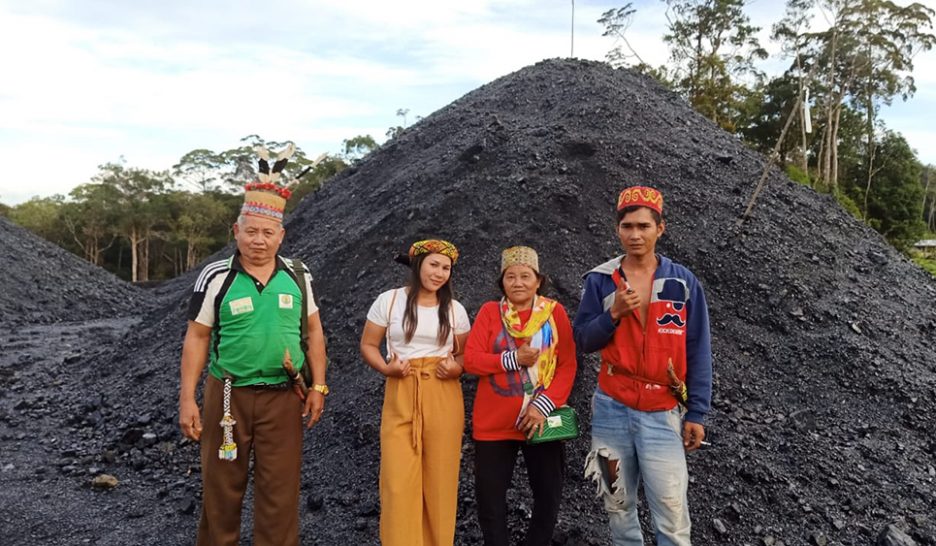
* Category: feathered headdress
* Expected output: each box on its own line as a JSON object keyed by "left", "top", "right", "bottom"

{"left": 241, "top": 143, "right": 322, "bottom": 222}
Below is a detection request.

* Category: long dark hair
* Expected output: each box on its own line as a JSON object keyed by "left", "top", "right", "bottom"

{"left": 403, "top": 253, "right": 454, "bottom": 346}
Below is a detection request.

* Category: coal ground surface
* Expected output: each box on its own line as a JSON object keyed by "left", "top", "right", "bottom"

{"left": 2, "top": 59, "right": 936, "bottom": 546}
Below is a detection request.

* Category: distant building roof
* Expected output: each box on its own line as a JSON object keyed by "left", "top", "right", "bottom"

{"left": 915, "top": 239, "right": 936, "bottom": 247}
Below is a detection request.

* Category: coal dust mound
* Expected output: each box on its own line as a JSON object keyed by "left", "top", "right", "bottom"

{"left": 9, "top": 59, "right": 936, "bottom": 545}
{"left": 0, "top": 216, "right": 145, "bottom": 326}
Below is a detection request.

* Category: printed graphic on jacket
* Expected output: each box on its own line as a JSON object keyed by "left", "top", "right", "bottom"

{"left": 653, "top": 278, "right": 688, "bottom": 335}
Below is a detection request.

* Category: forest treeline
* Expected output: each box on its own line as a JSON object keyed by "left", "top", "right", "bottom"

{"left": 0, "top": 135, "right": 375, "bottom": 282}
{"left": 601, "top": 0, "right": 936, "bottom": 270}
{"left": 2, "top": 0, "right": 936, "bottom": 281}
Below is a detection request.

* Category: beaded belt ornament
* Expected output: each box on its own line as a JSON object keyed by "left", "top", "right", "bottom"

{"left": 218, "top": 377, "right": 238, "bottom": 461}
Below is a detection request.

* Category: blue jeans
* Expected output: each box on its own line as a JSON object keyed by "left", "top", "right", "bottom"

{"left": 585, "top": 388, "right": 690, "bottom": 546}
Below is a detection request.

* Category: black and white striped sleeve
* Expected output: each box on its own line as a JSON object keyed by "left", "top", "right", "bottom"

{"left": 187, "top": 260, "right": 228, "bottom": 326}
{"left": 530, "top": 393, "right": 556, "bottom": 417}
{"left": 501, "top": 350, "right": 520, "bottom": 371}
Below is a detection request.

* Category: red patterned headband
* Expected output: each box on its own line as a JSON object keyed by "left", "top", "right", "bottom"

{"left": 617, "top": 186, "right": 663, "bottom": 215}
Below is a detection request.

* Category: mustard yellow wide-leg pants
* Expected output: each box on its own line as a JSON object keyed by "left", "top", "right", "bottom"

{"left": 379, "top": 357, "right": 465, "bottom": 546}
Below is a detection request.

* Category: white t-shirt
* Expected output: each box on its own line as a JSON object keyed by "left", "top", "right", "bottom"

{"left": 366, "top": 288, "right": 471, "bottom": 360}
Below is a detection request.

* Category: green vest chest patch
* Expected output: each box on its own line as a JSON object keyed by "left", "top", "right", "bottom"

{"left": 209, "top": 269, "right": 305, "bottom": 387}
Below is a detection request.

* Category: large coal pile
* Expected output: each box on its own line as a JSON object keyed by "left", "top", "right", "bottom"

{"left": 0, "top": 216, "right": 145, "bottom": 325}
{"left": 5, "top": 58, "right": 936, "bottom": 545}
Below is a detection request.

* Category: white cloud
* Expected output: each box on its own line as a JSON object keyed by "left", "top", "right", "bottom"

{"left": 1, "top": 0, "right": 935, "bottom": 205}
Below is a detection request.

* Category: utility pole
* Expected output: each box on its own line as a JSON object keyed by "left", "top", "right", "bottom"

{"left": 570, "top": 0, "right": 575, "bottom": 57}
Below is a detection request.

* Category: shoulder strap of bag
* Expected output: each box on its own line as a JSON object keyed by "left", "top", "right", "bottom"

{"left": 385, "top": 289, "right": 460, "bottom": 355}
{"left": 292, "top": 259, "right": 310, "bottom": 353}
{"left": 385, "top": 288, "right": 399, "bottom": 357}
{"left": 292, "top": 259, "right": 313, "bottom": 385}
{"left": 451, "top": 303, "right": 460, "bottom": 355}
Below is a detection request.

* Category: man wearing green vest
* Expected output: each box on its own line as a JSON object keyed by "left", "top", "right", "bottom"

{"left": 178, "top": 144, "right": 328, "bottom": 546}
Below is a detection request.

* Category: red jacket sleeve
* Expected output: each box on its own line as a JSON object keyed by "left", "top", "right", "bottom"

{"left": 538, "top": 303, "right": 577, "bottom": 409}
{"left": 463, "top": 302, "right": 506, "bottom": 376}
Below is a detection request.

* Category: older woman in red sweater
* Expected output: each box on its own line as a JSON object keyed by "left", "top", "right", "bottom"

{"left": 463, "top": 246, "right": 578, "bottom": 546}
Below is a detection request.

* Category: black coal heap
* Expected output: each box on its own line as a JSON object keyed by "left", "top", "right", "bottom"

{"left": 4, "top": 59, "right": 936, "bottom": 545}
{"left": 0, "top": 216, "right": 144, "bottom": 326}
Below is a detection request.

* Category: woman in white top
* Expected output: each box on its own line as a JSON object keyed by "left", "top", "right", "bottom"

{"left": 360, "top": 239, "right": 471, "bottom": 546}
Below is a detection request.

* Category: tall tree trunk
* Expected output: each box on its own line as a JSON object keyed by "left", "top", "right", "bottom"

{"left": 130, "top": 227, "right": 140, "bottom": 283}
{"left": 89, "top": 236, "right": 99, "bottom": 265}
{"left": 186, "top": 240, "right": 196, "bottom": 271}
{"left": 822, "top": 19, "right": 839, "bottom": 189}
{"left": 921, "top": 167, "right": 930, "bottom": 217}
{"left": 692, "top": 28, "right": 702, "bottom": 101}
{"left": 863, "top": 143, "right": 876, "bottom": 220}
{"left": 796, "top": 53, "right": 808, "bottom": 176}
{"left": 863, "top": 67, "right": 876, "bottom": 218}
{"left": 928, "top": 199, "right": 935, "bottom": 232}
{"left": 831, "top": 103, "right": 842, "bottom": 191}
{"left": 799, "top": 95, "right": 808, "bottom": 175}
{"left": 140, "top": 235, "right": 150, "bottom": 283}
{"left": 816, "top": 124, "right": 826, "bottom": 190}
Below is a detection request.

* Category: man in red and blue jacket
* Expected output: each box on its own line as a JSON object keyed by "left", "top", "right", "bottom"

{"left": 573, "top": 185, "right": 712, "bottom": 546}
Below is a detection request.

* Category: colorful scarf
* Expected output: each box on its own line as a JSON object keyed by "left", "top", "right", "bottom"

{"left": 409, "top": 239, "right": 459, "bottom": 264}
{"left": 500, "top": 295, "right": 559, "bottom": 422}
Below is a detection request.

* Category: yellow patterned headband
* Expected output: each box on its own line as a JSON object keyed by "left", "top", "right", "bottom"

{"left": 408, "top": 239, "right": 459, "bottom": 264}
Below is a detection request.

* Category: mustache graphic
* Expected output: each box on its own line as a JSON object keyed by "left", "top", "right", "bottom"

{"left": 656, "top": 314, "right": 685, "bottom": 327}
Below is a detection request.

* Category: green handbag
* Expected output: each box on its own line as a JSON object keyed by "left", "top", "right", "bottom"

{"left": 527, "top": 405, "right": 580, "bottom": 444}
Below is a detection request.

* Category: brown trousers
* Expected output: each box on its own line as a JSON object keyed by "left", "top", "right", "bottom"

{"left": 197, "top": 375, "right": 303, "bottom": 546}
{"left": 379, "top": 357, "right": 465, "bottom": 546}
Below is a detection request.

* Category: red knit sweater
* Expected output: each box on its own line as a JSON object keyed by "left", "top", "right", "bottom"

{"left": 463, "top": 300, "right": 577, "bottom": 441}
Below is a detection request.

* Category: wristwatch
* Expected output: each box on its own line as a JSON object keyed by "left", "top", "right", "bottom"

{"left": 313, "top": 384, "right": 330, "bottom": 396}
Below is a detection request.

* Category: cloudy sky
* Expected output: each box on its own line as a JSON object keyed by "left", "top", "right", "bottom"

{"left": 1, "top": 0, "right": 934, "bottom": 205}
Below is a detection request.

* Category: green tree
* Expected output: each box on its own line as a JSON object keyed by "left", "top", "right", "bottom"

{"left": 598, "top": 5, "right": 672, "bottom": 82}
{"left": 8, "top": 196, "right": 67, "bottom": 245}
{"left": 848, "top": 0, "right": 935, "bottom": 215}
{"left": 62, "top": 182, "right": 121, "bottom": 266}
{"left": 284, "top": 154, "right": 348, "bottom": 213}
{"left": 175, "top": 136, "right": 318, "bottom": 194}
{"left": 738, "top": 75, "right": 801, "bottom": 162}
{"left": 795, "top": 0, "right": 934, "bottom": 190}
{"left": 342, "top": 135, "right": 378, "bottom": 162}
{"left": 846, "top": 131, "right": 926, "bottom": 250}
{"left": 386, "top": 109, "right": 413, "bottom": 140}
{"left": 168, "top": 190, "right": 238, "bottom": 272}
{"left": 921, "top": 164, "right": 935, "bottom": 232}
{"left": 173, "top": 149, "right": 225, "bottom": 192}
{"left": 662, "top": 0, "right": 767, "bottom": 132}
{"left": 92, "top": 161, "right": 172, "bottom": 282}
{"left": 772, "top": 0, "right": 820, "bottom": 174}
{"left": 600, "top": 5, "right": 647, "bottom": 69}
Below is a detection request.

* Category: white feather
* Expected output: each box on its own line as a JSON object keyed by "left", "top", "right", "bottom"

{"left": 276, "top": 142, "right": 296, "bottom": 161}
{"left": 254, "top": 146, "right": 271, "bottom": 161}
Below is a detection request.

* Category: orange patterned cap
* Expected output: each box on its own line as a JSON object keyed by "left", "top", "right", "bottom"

{"left": 616, "top": 186, "right": 663, "bottom": 215}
